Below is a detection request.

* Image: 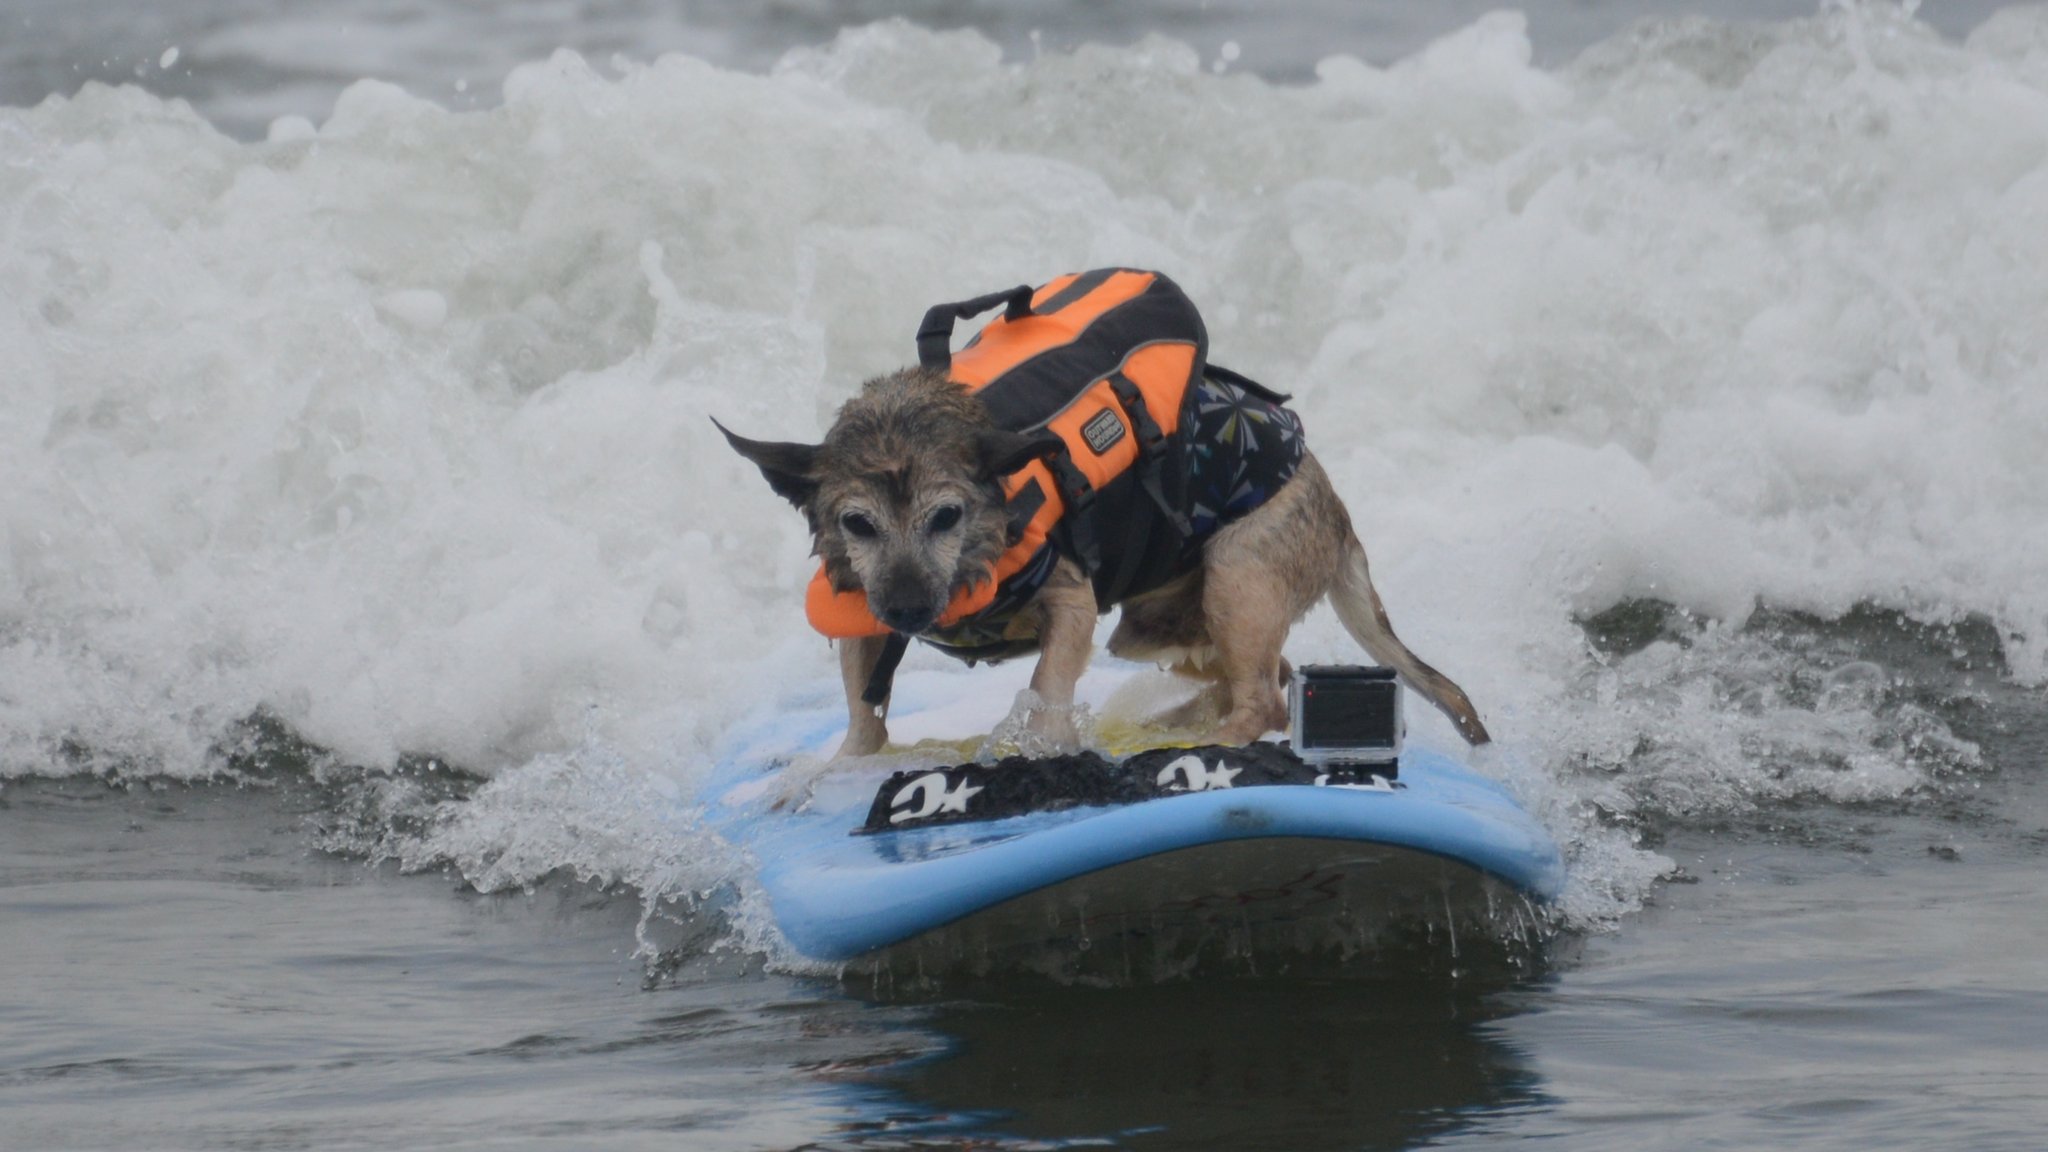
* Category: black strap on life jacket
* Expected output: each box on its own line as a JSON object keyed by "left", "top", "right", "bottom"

{"left": 1003, "top": 476, "right": 1048, "bottom": 545}
{"left": 1099, "top": 371, "right": 1191, "bottom": 603}
{"left": 1107, "top": 372, "right": 1189, "bottom": 535}
{"left": 1042, "top": 451, "right": 1101, "bottom": 576}
{"left": 860, "top": 631, "right": 911, "bottom": 707}
{"left": 917, "top": 285, "right": 1035, "bottom": 371}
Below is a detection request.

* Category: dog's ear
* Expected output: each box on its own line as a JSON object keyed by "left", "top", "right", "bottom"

{"left": 974, "top": 428, "right": 1063, "bottom": 481}
{"left": 714, "top": 418, "right": 819, "bottom": 508}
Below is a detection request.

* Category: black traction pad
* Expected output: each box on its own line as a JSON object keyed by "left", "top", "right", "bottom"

{"left": 856, "top": 743, "right": 1399, "bottom": 835}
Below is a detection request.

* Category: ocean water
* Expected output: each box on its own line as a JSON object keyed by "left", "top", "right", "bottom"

{"left": 4, "top": 1, "right": 2047, "bottom": 1147}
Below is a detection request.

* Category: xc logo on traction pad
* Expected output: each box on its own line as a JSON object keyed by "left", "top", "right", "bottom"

{"left": 1153, "top": 754, "right": 1242, "bottom": 793}
{"left": 855, "top": 743, "right": 1394, "bottom": 834}
{"left": 887, "top": 772, "right": 983, "bottom": 824}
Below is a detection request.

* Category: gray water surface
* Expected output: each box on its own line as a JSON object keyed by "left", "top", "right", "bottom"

{"left": 5, "top": 636, "right": 2044, "bottom": 1149}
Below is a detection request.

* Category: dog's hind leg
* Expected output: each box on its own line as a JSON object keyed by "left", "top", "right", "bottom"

{"left": 1328, "top": 534, "right": 1492, "bottom": 745}
{"left": 833, "top": 635, "right": 893, "bottom": 759}
{"left": 1106, "top": 573, "right": 1226, "bottom": 729}
{"left": 1201, "top": 561, "right": 1295, "bottom": 744}
{"left": 1195, "top": 455, "right": 1342, "bottom": 744}
{"left": 1141, "top": 658, "right": 1294, "bottom": 732}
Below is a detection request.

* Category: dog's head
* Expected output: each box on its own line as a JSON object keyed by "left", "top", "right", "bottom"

{"left": 717, "top": 368, "right": 1057, "bottom": 635}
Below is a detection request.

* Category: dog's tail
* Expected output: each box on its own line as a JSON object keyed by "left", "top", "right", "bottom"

{"left": 1329, "top": 533, "right": 1493, "bottom": 745}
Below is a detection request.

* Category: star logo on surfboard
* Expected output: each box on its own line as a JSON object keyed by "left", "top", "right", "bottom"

{"left": 888, "top": 772, "right": 983, "bottom": 824}
{"left": 1155, "top": 754, "right": 1241, "bottom": 793}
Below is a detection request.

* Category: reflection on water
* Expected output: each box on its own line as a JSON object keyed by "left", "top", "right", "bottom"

{"left": 825, "top": 967, "right": 1556, "bottom": 1150}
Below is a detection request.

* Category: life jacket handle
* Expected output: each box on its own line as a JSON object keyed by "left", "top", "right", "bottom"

{"left": 917, "top": 284, "right": 1036, "bottom": 371}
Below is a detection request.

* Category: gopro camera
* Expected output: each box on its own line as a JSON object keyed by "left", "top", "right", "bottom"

{"left": 1289, "top": 665, "right": 1402, "bottom": 772}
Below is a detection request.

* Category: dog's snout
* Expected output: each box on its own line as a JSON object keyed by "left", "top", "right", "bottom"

{"left": 878, "top": 602, "right": 936, "bottom": 635}
{"left": 874, "top": 564, "right": 939, "bottom": 635}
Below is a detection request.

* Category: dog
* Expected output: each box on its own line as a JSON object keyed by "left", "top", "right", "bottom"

{"left": 717, "top": 365, "right": 1491, "bottom": 759}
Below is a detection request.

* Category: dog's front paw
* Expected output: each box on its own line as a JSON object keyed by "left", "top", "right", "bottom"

{"left": 832, "top": 703, "right": 888, "bottom": 761}
{"left": 981, "top": 689, "right": 1092, "bottom": 759}
{"left": 830, "top": 728, "right": 887, "bottom": 761}
{"left": 765, "top": 755, "right": 835, "bottom": 812}
{"left": 1027, "top": 706, "right": 1080, "bottom": 752}
{"left": 1209, "top": 677, "right": 1291, "bottom": 745}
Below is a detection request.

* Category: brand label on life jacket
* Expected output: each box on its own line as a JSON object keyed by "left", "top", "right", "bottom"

{"left": 1080, "top": 408, "right": 1126, "bottom": 455}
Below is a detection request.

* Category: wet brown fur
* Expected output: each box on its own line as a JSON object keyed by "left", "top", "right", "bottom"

{"left": 720, "top": 366, "right": 1491, "bottom": 758}
{"left": 808, "top": 370, "right": 1015, "bottom": 602}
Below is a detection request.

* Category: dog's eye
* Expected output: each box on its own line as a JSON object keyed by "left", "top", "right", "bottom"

{"left": 927, "top": 505, "right": 963, "bottom": 534}
{"left": 840, "top": 512, "right": 879, "bottom": 539}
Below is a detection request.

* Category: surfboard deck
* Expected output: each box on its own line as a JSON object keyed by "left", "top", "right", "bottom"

{"left": 704, "top": 681, "right": 1564, "bottom": 973}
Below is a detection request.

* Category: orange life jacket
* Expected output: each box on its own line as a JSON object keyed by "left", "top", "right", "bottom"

{"left": 809, "top": 269, "right": 1303, "bottom": 692}
{"left": 807, "top": 268, "right": 1212, "bottom": 646}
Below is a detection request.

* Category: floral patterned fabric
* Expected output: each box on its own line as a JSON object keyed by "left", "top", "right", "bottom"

{"left": 1182, "top": 371, "right": 1306, "bottom": 540}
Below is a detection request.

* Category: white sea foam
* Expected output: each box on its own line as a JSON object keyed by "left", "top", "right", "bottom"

{"left": 4, "top": 6, "right": 2044, "bottom": 938}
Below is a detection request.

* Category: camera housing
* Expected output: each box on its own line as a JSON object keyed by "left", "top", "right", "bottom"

{"left": 1289, "top": 665, "right": 1402, "bottom": 772}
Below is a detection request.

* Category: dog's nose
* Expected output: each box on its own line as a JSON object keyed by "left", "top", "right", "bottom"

{"left": 878, "top": 603, "right": 936, "bottom": 634}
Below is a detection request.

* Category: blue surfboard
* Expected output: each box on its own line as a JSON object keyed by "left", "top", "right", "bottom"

{"left": 706, "top": 687, "right": 1563, "bottom": 973}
